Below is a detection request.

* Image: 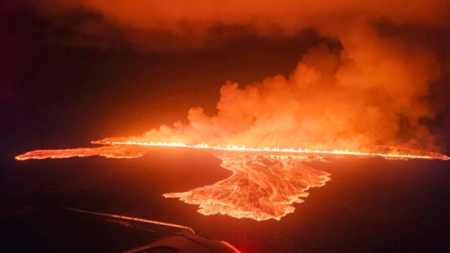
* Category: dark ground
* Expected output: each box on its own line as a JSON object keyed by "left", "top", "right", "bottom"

{"left": 1, "top": 148, "right": 449, "bottom": 253}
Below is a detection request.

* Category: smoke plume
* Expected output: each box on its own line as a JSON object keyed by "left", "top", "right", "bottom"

{"left": 30, "top": 0, "right": 450, "bottom": 150}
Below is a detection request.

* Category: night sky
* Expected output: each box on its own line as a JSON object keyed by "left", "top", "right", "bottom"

{"left": 1, "top": 6, "right": 326, "bottom": 153}
{"left": 1, "top": 1, "right": 450, "bottom": 253}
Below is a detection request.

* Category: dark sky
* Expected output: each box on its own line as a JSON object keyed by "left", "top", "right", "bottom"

{"left": 0, "top": 4, "right": 318, "bottom": 154}
{"left": 1, "top": 1, "right": 450, "bottom": 156}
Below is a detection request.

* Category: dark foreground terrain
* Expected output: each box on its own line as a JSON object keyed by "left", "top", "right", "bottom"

{"left": 1, "top": 149, "right": 449, "bottom": 253}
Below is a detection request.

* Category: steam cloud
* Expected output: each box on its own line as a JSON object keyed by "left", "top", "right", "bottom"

{"left": 32, "top": 0, "right": 450, "bottom": 151}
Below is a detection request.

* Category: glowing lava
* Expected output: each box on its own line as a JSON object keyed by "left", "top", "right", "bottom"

{"left": 15, "top": 141, "right": 449, "bottom": 221}
{"left": 101, "top": 141, "right": 450, "bottom": 160}
{"left": 16, "top": 141, "right": 450, "bottom": 161}
{"left": 164, "top": 152, "right": 331, "bottom": 221}
{"left": 15, "top": 145, "right": 149, "bottom": 160}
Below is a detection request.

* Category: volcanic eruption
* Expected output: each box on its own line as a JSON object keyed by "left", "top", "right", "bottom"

{"left": 15, "top": 0, "right": 450, "bottom": 220}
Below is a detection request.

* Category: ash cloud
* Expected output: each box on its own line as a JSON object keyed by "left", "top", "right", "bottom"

{"left": 30, "top": 0, "right": 450, "bottom": 150}
{"left": 33, "top": 0, "right": 449, "bottom": 51}
{"left": 120, "top": 34, "right": 440, "bottom": 150}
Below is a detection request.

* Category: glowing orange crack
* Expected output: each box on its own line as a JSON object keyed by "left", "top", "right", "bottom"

{"left": 15, "top": 141, "right": 449, "bottom": 221}
{"left": 103, "top": 141, "right": 450, "bottom": 160}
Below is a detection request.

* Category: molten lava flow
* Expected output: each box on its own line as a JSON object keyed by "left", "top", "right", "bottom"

{"left": 100, "top": 141, "right": 450, "bottom": 160}
{"left": 15, "top": 141, "right": 449, "bottom": 221}
{"left": 15, "top": 145, "right": 150, "bottom": 160}
{"left": 16, "top": 141, "right": 450, "bottom": 161}
{"left": 164, "top": 152, "right": 331, "bottom": 221}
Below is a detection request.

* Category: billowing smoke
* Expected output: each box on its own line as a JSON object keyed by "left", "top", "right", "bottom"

{"left": 33, "top": 0, "right": 449, "bottom": 51}
{"left": 31, "top": 0, "right": 450, "bottom": 151}
{"left": 110, "top": 30, "right": 439, "bottom": 150}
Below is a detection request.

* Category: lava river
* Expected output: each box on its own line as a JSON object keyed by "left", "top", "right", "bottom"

{"left": 164, "top": 152, "right": 331, "bottom": 221}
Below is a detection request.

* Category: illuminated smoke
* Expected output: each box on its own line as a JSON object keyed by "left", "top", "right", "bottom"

{"left": 98, "top": 33, "right": 440, "bottom": 151}
{"left": 28, "top": 0, "right": 449, "bottom": 150}
{"left": 34, "top": 1, "right": 449, "bottom": 51}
